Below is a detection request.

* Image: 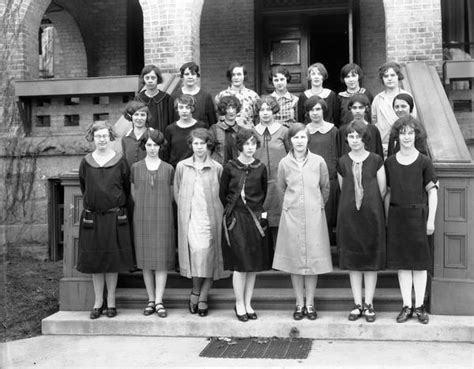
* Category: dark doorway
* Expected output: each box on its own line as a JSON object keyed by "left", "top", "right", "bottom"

{"left": 127, "top": 0, "right": 144, "bottom": 75}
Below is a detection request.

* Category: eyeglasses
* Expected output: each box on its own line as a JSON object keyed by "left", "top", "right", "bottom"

{"left": 94, "top": 134, "right": 110, "bottom": 140}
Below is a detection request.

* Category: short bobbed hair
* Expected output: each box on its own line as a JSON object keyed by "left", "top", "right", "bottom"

{"left": 378, "top": 61, "right": 404, "bottom": 82}
{"left": 345, "top": 120, "right": 371, "bottom": 146}
{"left": 217, "top": 95, "right": 242, "bottom": 116}
{"left": 307, "top": 62, "right": 328, "bottom": 81}
{"left": 226, "top": 62, "right": 247, "bottom": 82}
{"left": 139, "top": 129, "right": 165, "bottom": 150}
{"left": 269, "top": 66, "right": 291, "bottom": 83}
{"left": 340, "top": 63, "right": 363, "bottom": 83}
{"left": 85, "top": 120, "right": 117, "bottom": 142}
{"left": 392, "top": 93, "right": 414, "bottom": 113}
{"left": 139, "top": 64, "right": 164, "bottom": 84}
{"left": 287, "top": 122, "right": 311, "bottom": 148}
{"left": 348, "top": 93, "right": 370, "bottom": 109}
{"left": 256, "top": 95, "right": 280, "bottom": 115}
{"left": 123, "top": 100, "right": 150, "bottom": 126}
{"left": 390, "top": 116, "right": 426, "bottom": 142}
{"left": 235, "top": 128, "right": 261, "bottom": 152}
{"left": 179, "top": 62, "right": 200, "bottom": 78}
{"left": 187, "top": 128, "right": 215, "bottom": 151}
{"left": 174, "top": 94, "right": 196, "bottom": 112}
{"left": 304, "top": 95, "right": 328, "bottom": 114}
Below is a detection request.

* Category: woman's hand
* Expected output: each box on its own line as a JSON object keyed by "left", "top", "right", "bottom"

{"left": 426, "top": 220, "right": 435, "bottom": 235}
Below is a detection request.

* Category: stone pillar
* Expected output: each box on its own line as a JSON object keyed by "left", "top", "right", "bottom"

{"left": 139, "top": 0, "right": 204, "bottom": 73}
{"left": 383, "top": 0, "right": 443, "bottom": 69}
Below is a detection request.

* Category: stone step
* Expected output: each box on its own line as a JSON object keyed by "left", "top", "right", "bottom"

{"left": 115, "top": 287, "right": 404, "bottom": 311}
{"left": 118, "top": 269, "right": 400, "bottom": 289}
{"left": 41, "top": 309, "right": 474, "bottom": 343}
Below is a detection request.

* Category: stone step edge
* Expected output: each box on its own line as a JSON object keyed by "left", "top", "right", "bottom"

{"left": 41, "top": 310, "right": 474, "bottom": 343}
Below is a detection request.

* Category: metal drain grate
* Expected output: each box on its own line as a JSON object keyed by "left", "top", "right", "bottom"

{"left": 199, "top": 337, "right": 312, "bottom": 359}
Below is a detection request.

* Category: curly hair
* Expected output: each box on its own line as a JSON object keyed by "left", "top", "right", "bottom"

{"left": 122, "top": 100, "right": 150, "bottom": 126}
{"left": 85, "top": 121, "right": 117, "bottom": 142}
{"left": 179, "top": 62, "right": 200, "bottom": 78}
{"left": 256, "top": 95, "right": 280, "bottom": 115}
{"left": 378, "top": 61, "right": 404, "bottom": 82}
{"left": 235, "top": 128, "right": 261, "bottom": 152}
{"left": 390, "top": 116, "right": 426, "bottom": 142}
{"left": 217, "top": 95, "right": 242, "bottom": 116}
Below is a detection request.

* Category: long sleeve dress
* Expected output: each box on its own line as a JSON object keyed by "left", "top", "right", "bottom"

{"left": 336, "top": 153, "right": 386, "bottom": 270}
{"left": 77, "top": 153, "right": 134, "bottom": 273}
{"left": 273, "top": 151, "right": 333, "bottom": 275}
{"left": 135, "top": 90, "right": 174, "bottom": 133}
{"left": 174, "top": 156, "right": 229, "bottom": 280}
{"left": 171, "top": 88, "right": 217, "bottom": 127}
{"left": 220, "top": 159, "right": 273, "bottom": 272}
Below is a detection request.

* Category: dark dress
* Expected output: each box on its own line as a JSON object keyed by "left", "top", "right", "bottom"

{"left": 385, "top": 153, "right": 437, "bottom": 270}
{"left": 337, "top": 88, "right": 373, "bottom": 126}
{"left": 135, "top": 90, "right": 174, "bottom": 132}
{"left": 220, "top": 159, "right": 273, "bottom": 272}
{"left": 337, "top": 122, "right": 384, "bottom": 158}
{"left": 121, "top": 129, "right": 147, "bottom": 169}
{"left": 336, "top": 153, "right": 386, "bottom": 270}
{"left": 77, "top": 153, "right": 134, "bottom": 273}
{"left": 307, "top": 123, "right": 339, "bottom": 244}
{"left": 131, "top": 160, "right": 175, "bottom": 271}
{"left": 171, "top": 89, "right": 217, "bottom": 127}
{"left": 297, "top": 89, "right": 340, "bottom": 125}
{"left": 163, "top": 121, "right": 207, "bottom": 167}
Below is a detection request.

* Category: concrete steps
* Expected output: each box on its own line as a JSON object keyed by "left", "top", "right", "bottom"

{"left": 42, "top": 309, "right": 474, "bottom": 343}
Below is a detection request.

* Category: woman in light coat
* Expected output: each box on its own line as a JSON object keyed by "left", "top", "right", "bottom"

{"left": 273, "top": 123, "right": 333, "bottom": 320}
{"left": 174, "top": 128, "right": 229, "bottom": 316}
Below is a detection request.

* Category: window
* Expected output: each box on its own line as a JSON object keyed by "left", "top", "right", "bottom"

{"left": 442, "top": 0, "right": 474, "bottom": 59}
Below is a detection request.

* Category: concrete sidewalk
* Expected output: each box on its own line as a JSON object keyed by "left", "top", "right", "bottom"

{"left": 2, "top": 335, "right": 473, "bottom": 368}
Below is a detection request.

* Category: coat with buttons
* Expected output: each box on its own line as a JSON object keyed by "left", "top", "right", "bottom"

{"left": 273, "top": 151, "right": 333, "bottom": 275}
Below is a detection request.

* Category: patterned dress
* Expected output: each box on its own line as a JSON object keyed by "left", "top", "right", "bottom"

{"left": 215, "top": 86, "right": 259, "bottom": 128}
{"left": 271, "top": 91, "right": 298, "bottom": 127}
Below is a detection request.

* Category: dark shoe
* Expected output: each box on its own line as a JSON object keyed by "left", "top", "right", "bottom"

{"left": 414, "top": 305, "right": 429, "bottom": 324}
{"left": 348, "top": 304, "right": 363, "bottom": 321}
{"left": 396, "top": 306, "right": 413, "bottom": 323}
{"left": 106, "top": 307, "right": 117, "bottom": 318}
{"left": 246, "top": 311, "right": 258, "bottom": 320}
{"left": 155, "top": 303, "right": 167, "bottom": 318}
{"left": 306, "top": 305, "right": 318, "bottom": 320}
{"left": 143, "top": 301, "right": 155, "bottom": 316}
{"left": 89, "top": 302, "right": 106, "bottom": 320}
{"left": 189, "top": 292, "right": 199, "bottom": 314}
{"left": 198, "top": 301, "right": 208, "bottom": 317}
{"left": 363, "top": 303, "right": 376, "bottom": 323}
{"left": 293, "top": 305, "right": 305, "bottom": 320}
{"left": 234, "top": 306, "right": 248, "bottom": 322}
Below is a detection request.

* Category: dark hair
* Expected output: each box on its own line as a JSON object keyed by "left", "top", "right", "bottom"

{"left": 340, "top": 63, "right": 363, "bottom": 83}
{"left": 392, "top": 93, "right": 414, "bottom": 113}
{"left": 139, "top": 129, "right": 165, "bottom": 150}
{"left": 217, "top": 95, "right": 242, "bottom": 116}
{"left": 179, "top": 62, "right": 200, "bottom": 78}
{"left": 226, "top": 62, "right": 247, "bottom": 82}
{"left": 269, "top": 66, "right": 291, "bottom": 83}
{"left": 348, "top": 93, "right": 370, "bottom": 109}
{"left": 256, "top": 95, "right": 280, "bottom": 115}
{"left": 307, "top": 62, "right": 328, "bottom": 81}
{"left": 187, "top": 128, "right": 215, "bottom": 151}
{"left": 85, "top": 121, "right": 117, "bottom": 142}
{"left": 378, "top": 61, "right": 404, "bottom": 82}
{"left": 345, "top": 120, "right": 371, "bottom": 146}
{"left": 390, "top": 116, "right": 427, "bottom": 142}
{"left": 287, "top": 122, "right": 311, "bottom": 148}
{"left": 304, "top": 95, "right": 328, "bottom": 114}
{"left": 174, "top": 94, "right": 196, "bottom": 113}
{"left": 139, "top": 64, "right": 164, "bottom": 84}
{"left": 235, "top": 128, "right": 261, "bottom": 152}
{"left": 123, "top": 100, "right": 150, "bottom": 126}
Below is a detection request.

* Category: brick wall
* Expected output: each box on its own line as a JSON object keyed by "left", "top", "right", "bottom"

{"left": 200, "top": 0, "right": 255, "bottom": 97}
{"left": 383, "top": 0, "right": 443, "bottom": 70}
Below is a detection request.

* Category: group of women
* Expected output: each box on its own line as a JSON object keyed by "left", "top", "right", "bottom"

{"left": 77, "top": 60, "right": 438, "bottom": 326}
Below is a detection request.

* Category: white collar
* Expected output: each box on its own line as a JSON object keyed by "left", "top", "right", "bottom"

{"left": 255, "top": 122, "right": 282, "bottom": 135}
{"left": 306, "top": 121, "right": 334, "bottom": 134}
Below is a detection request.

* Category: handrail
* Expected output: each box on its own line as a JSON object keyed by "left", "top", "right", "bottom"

{"left": 401, "top": 62, "right": 472, "bottom": 163}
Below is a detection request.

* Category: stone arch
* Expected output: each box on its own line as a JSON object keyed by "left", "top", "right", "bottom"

{"left": 138, "top": 0, "right": 204, "bottom": 72}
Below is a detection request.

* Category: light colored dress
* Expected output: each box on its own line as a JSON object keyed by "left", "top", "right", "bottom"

{"left": 271, "top": 91, "right": 298, "bottom": 127}
{"left": 174, "top": 155, "right": 229, "bottom": 280}
{"left": 215, "top": 86, "right": 259, "bottom": 128}
{"left": 273, "top": 151, "right": 333, "bottom": 275}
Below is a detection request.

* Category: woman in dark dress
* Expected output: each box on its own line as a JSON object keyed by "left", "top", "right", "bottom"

{"left": 171, "top": 62, "right": 216, "bottom": 127}
{"left": 135, "top": 64, "right": 174, "bottom": 133}
{"left": 78, "top": 121, "right": 134, "bottom": 319}
{"left": 336, "top": 121, "right": 386, "bottom": 323}
{"left": 385, "top": 116, "right": 438, "bottom": 324}
{"left": 220, "top": 129, "right": 272, "bottom": 321}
